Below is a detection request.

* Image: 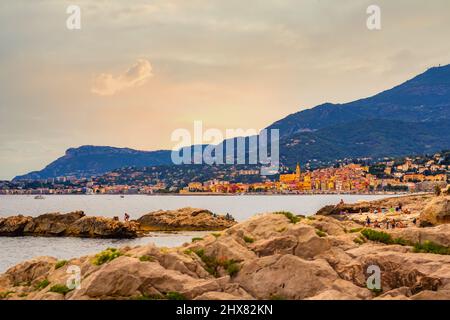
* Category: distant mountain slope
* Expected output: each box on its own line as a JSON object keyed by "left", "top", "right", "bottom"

{"left": 267, "top": 65, "right": 450, "bottom": 137}
{"left": 14, "top": 65, "right": 450, "bottom": 180}
{"left": 14, "top": 146, "right": 172, "bottom": 180}
{"left": 278, "top": 119, "right": 450, "bottom": 166}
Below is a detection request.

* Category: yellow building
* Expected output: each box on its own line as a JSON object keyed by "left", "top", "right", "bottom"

{"left": 403, "top": 174, "right": 425, "bottom": 182}
{"left": 425, "top": 174, "right": 447, "bottom": 182}
{"left": 279, "top": 163, "right": 301, "bottom": 183}
{"left": 188, "top": 182, "right": 203, "bottom": 191}
{"left": 302, "top": 174, "right": 312, "bottom": 191}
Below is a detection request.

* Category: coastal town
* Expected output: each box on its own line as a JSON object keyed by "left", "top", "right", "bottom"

{"left": 0, "top": 151, "right": 448, "bottom": 195}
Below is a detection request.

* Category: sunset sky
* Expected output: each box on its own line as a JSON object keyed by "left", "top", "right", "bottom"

{"left": 1, "top": 0, "right": 450, "bottom": 179}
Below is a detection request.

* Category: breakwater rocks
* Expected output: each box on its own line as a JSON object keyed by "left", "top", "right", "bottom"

{"left": 0, "top": 207, "right": 236, "bottom": 239}
{"left": 137, "top": 207, "right": 236, "bottom": 231}
{"left": 0, "top": 212, "right": 138, "bottom": 238}
{"left": 317, "top": 193, "right": 450, "bottom": 227}
{"left": 1, "top": 211, "right": 450, "bottom": 300}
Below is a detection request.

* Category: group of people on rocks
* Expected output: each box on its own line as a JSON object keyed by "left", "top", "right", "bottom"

{"left": 364, "top": 207, "right": 419, "bottom": 229}
{"left": 336, "top": 199, "right": 418, "bottom": 229}
{"left": 365, "top": 216, "right": 412, "bottom": 229}
{"left": 112, "top": 213, "right": 130, "bottom": 222}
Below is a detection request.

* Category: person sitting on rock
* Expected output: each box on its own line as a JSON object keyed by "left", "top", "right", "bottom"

{"left": 391, "top": 219, "right": 396, "bottom": 229}
{"left": 124, "top": 213, "right": 130, "bottom": 222}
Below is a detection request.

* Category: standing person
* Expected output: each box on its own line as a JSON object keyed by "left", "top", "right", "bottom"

{"left": 366, "top": 216, "right": 371, "bottom": 227}
{"left": 124, "top": 213, "right": 130, "bottom": 222}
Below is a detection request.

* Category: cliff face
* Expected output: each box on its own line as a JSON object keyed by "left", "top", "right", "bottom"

{"left": 1, "top": 211, "right": 449, "bottom": 300}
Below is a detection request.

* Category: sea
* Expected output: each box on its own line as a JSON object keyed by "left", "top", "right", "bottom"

{"left": 0, "top": 194, "right": 392, "bottom": 271}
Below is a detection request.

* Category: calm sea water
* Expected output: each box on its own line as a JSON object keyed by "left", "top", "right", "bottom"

{"left": 0, "top": 194, "right": 390, "bottom": 272}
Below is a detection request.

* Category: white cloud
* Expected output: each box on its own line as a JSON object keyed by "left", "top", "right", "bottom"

{"left": 91, "top": 59, "right": 153, "bottom": 96}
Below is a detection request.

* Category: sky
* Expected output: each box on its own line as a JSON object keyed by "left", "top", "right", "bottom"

{"left": 1, "top": 0, "right": 450, "bottom": 180}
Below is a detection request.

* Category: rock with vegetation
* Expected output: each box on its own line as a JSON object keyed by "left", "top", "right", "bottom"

{"left": 1, "top": 205, "right": 450, "bottom": 300}
{"left": 137, "top": 207, "right": 236, "bottom": 231}
{"left": 316, "top": 194, "right": 433, "bottom": 219}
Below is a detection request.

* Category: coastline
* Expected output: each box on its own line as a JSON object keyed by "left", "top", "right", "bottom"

{"left": 0, "top": 191, "right": 411, "bottom": 196}
{"left": 1, "top": 192, "right": 449, "bottom": 300}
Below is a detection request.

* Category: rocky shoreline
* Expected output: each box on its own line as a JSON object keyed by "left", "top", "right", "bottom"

{"left": 0, "top": 207, "right": 236, "bottom": 239}
{"left": 0, "top": 193, "right": 449, "bottom": 300}
{"left": 137, "top": 208, "right": 236, "bottom": 232}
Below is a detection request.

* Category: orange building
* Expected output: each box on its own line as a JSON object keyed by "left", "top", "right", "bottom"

{"left": 279, "top": 163, "right": 301, "bottom": 183}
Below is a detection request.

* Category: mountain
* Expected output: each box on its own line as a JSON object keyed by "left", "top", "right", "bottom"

{"left": 14, "top": 64, "right": 450, "bottom": 180}
{"left": 13, "top": 146, "right": 172, "bottom": 180}
{"left": 278, "top": 119, "right": 450, "bottom": 166}
{"left": 268, "top": 65, "right": 450, "bottom": 138}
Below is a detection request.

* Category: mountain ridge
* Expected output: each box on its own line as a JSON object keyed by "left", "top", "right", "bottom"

{"left": 13, "top": 64, "right": 450, "bottom": 180}
{"left": 267, "top": 64, "right": 450, "bottom": 137}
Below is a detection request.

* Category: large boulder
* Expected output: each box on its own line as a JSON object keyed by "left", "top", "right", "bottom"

{"left": 233, "top": 254, "right": 341, "bottom": 299}
{"left": 224, "top": 214, "right": 292, "bottom": 240}
{"left": 0, "top": 215, "right": 32, "bottom": 236}
{"left": 0, "top": 212, "right": 137, "bottom": 239}
{"left": 3, "top": 256, "right": 57, "bottom": 287}
{"left": 287, "top": 224, "right": 331, "bottom": 260}
{"left": 66, "top": 216, "right": 137, "bottom": 238}
{"left": 137, "top": 207, "right": 236, "bottom": 231}
{"left": 202, "top": 237, "right": 257, "bottom": 262}
{"left": 419, "top": 196, "right": 450, "bottom": 226}
{"left": 23, "top": 212, "right": 85, "bottom": 236}
{"left": 69, "top": 256, "right": 223, "bottom": 300}
{"left": 250, "top": 235, "right": 298, "bottom": 256}
{"left": 310, "top": 216, "right": 347, "bottom": 236}
{"left": 126, "top": 244, "right": 211, "bottom": 279}
{"left": 346, "top": 247, "right": 450, "bottom": 293}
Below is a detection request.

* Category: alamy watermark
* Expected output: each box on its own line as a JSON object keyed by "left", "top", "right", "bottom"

{"left": 367, "top": 5, "right": 381, "bottom": 30}
{"left": 366, "top": 264, "right": 381, "bottom": 291}
{"left": 66, "top": 5, "right": 81, "bottom": 30}
{"left": 66, "top": 265, "right": 82, "bottom": 290}
{"left": 170, "top": 121, "right": 279, "bottom": 175}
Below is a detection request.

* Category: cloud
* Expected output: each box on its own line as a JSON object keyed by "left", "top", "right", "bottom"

{"left": 91, "top": 59, "right": 153, "bottom": 96}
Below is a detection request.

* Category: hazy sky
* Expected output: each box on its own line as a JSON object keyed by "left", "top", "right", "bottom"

{"left": 1, "top": 0, "right": 450, "bottom": 179}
